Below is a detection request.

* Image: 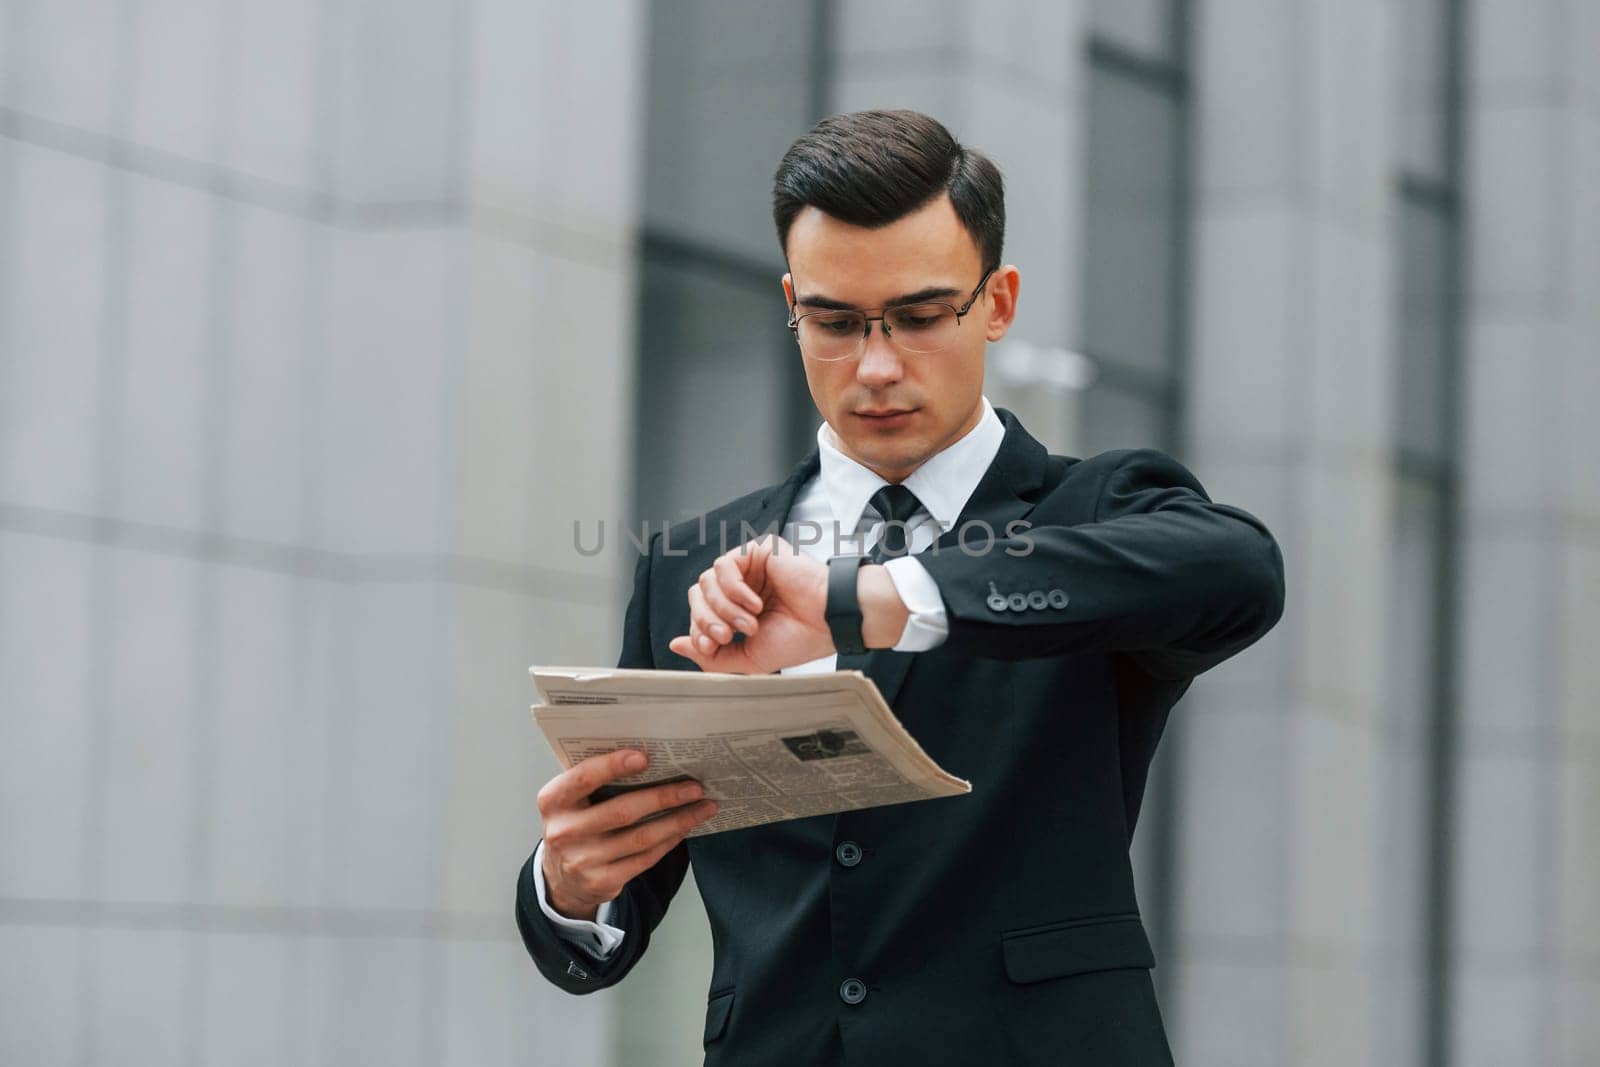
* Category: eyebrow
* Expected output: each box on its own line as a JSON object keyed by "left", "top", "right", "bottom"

{"left": 795, "top": 285, "right": 964, "bottom": 311}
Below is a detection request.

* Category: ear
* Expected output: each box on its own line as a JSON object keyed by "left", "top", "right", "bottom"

{"left": 984, "top": 265, "right": 1021, "bottom": 342}
{"left": 782, "top": 272, "right": 796, "bottom": 308}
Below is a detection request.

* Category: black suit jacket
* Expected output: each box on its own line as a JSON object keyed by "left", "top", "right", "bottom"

{"left": 517, "top": 408, "right": 1286, "bottom": 1065}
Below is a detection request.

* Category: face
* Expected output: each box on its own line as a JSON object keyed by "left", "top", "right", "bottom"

{"left": 782, "top": 193, "right": 1020, "bottom": 484}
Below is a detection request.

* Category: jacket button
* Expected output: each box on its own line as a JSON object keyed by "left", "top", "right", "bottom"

{"left": 1026, "top": 591, "right": 1048, "bottom": 610}
{"left": 839, "top": 978, "right": 867, "bottom": 1005}
{"left": 835, "top": 841, "right": 862, "bottom": 867}
{"left": 1007, "top": 593, "right": 1028, "bottom": 612}
{"left": 1047, "top": 588, "right": 1069, "bottom": 609}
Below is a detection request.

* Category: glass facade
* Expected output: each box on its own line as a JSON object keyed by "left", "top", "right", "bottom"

{"left": 1389, "top": 4, "right": 1465, "bottom": 1065}
{"left": 1081, "top": 22, "right": 1187, "bottom": 454}
{"left": 634, "top": 0, "right": 824, "bottom": 533}
{"left": 1083, "top": 0, "right": 1190, "bottom": 1007}
{"left": 3, "top": 1, "right": 1594, "bottom": 1064}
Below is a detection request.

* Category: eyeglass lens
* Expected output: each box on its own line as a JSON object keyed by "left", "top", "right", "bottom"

{"left": 795, "top": 303, "right": 959, "bottom": 361}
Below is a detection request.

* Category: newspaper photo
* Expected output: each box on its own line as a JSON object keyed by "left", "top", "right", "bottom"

{"left": 530, "top": 666, "right": 972, "bottom": 835}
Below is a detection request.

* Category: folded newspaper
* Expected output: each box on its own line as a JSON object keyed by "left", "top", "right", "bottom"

{"left": 530, "top": 666, "right": 971, "bottom": 836}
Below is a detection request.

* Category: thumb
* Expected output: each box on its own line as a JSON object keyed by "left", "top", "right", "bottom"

{"left": 668, "top": 633, "right": 758, "bottom": 674}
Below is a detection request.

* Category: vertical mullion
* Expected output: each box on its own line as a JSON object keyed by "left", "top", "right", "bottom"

{"left": 1422, "top": 0, "right": 1467, "bottom": 1063}
{"left": 788, "top": 0, "right": 835, "bottom": 462}
{"left": 1083, "top": 0, "right": 1191, "bottom": 1014}
{"left": 1145, "top": 0, "right": 1190, "bottom": 1012}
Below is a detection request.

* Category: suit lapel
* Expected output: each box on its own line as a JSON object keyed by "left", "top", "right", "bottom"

{"left": 747, "top": 443, "right": 821, "bottom": 547}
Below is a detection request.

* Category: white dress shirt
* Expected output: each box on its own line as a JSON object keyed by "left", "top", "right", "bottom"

{"left": 534, "top": 396, "right": 1008, "bottom": 959}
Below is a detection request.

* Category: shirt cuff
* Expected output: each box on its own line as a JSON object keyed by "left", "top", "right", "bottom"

{"left": 531, "top": 839, "right": 626, "bottom": 960}
{"left": 882, "top": 556, "right": 949, "bottom": 652}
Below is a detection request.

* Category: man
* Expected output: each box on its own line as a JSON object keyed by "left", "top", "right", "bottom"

{"left": 517, "top": 109, "right": 1285, "bottom": 1065}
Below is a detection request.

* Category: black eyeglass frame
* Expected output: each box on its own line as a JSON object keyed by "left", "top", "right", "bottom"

{"left": 786, "top": 267, "right": 997, "bottom": 362}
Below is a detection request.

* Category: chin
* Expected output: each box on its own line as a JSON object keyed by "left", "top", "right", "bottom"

{"left": 856, "top": 441, "right": 922, "bottom": 473}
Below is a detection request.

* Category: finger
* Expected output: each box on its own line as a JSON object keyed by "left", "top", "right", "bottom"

{"left": 669, "top": 632, "right": 757, "bottom": 674}
{"left": 698, "top": 569, "right": 750, "bottom": 644}
{"left": 668, "top": 633, "right": 707, "bottom": 668}
{"left": 599, "top": 831, "right": 691, "bottom": 890}
{"left": 570, "top": 778, "right": 707, "bottom": 837}
{"left": 682, "top": 597, "right": 710, "bottom": 651}
{"left": 713, "top": 550, "right": 764, "bottom": 619}
{"left": 740, "top": 537, "right": 775, "bottom": 598}
{"left": 537, "top": 748, "right": 647, "bottom": 815}
{"left": 547, "top": 792, "right": 707, "bottom": 879}
{"left": 695, "top": 569, "right": 739, "bottom": 639}
{"left": 686, "top": 582, "right": 731, "bottom": 651}
{"left": 598, "top": 799, "right": 719, "bottom": 866}
{"left": 566, "top": 799, "right": 709, "bottom": 873}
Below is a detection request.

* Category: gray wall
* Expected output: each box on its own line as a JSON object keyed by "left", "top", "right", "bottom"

{"left": 1175, "top": 0, "right": 1409, "bottom": 1061}
{"left": 1452, "top": 1, "right": 1600, "bottom": 1062}
{"left": 1, "top": 1, "right": 1595, "bottom": 1066}
{"left": 1, "top": 1, "right": 645, "bottom": 1063}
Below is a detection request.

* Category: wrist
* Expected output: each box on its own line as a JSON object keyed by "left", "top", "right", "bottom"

{"left": 542, "top": 854, "right": 600, "bottom": 922}
{"left": 549, "top": 892, "right": 599, "bottom": 924}
{"left": 858, "top": 564, "right": 911, "bottom": 649}
{"left": 550, "top": 891, "right": 600, "bottom": 923}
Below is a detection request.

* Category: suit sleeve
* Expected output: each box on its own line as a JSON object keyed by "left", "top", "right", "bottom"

{"left": 515, "top": 530, "right": 693, "bottom": 994}
{"left": 915, "top": 448, "right": 1286, "bottom": 678}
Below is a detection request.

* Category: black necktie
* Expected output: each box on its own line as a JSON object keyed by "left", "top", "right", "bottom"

{"left": 866, "top": 484, "right": 923, "bottom": 563}
{"left": 838, "top": 485, "right": 924, "bottom": 673}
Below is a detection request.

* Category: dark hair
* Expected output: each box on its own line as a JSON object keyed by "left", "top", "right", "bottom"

{"left": 772, "top": 109, "right": 1005, "bottom": 272}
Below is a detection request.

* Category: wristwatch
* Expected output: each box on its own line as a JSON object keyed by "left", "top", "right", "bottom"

{"left": 825, "top": 554, "right": 871, "bottom": 656}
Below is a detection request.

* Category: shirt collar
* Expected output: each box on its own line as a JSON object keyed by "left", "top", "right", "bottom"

{"left": 815, "top": 395, "right": 1005, "bottom": 534}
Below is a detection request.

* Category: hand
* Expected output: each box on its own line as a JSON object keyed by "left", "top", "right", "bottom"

{"left": 667, "top": 534, "right": 834, "bottom": 674}
{"left": 537, "top": 749, "right": 718, "bottom": 921}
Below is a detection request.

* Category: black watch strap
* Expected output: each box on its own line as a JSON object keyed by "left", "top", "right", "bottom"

{"left": 825, "top": 554, "right": 871, "bottom": 657}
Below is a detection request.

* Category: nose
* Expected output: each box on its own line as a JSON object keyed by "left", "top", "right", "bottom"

{"left": 854, "top": 318, "right": 903, "bottom": 386}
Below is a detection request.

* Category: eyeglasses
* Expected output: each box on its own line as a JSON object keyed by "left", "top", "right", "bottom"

{"left": 787, "top": 268, "right": 995, "bottom": 363}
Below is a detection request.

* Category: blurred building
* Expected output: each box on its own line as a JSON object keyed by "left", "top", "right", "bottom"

{"left": 0, "top": 1, "right": 1594, "bottom": 1066}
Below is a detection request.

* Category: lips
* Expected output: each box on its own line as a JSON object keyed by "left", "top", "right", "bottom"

{"left": 853, "top": 408, "right": 917, "bottom": 430}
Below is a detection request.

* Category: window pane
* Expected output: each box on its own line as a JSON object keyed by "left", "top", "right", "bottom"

{"left": 1395, "top": 199, "right": 1452, "bottom": 463}
{"left": 1397, "top": 0, "right": 1450, "bottom": 181}
{"left": 1385, "top": 474, "right": 1444, "bottom": 737}
{"left": 1083, "top": 67, "right": 1181, "bottom": 380}
{"left": 642, "top": 0, "right": 814, "bottom": 264}
{"left": 1375, "top": 471, "right": 1443, "bottom": 1067}
{"left": 1082, "top": 381, "right": 1170, "bottom": 454}
{"left": 636, "top": 257, "right": 798, "bottom": 524}
{"left": 1090, "top": 0, "right": 1175, "bottom": 61}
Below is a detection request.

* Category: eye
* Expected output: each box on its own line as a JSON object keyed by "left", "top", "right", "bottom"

{"left": 893, "top": 305, "right": 951, "bottom": 330}
{"left": 811, "top": 314, "right": 860, "bottom": 335}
